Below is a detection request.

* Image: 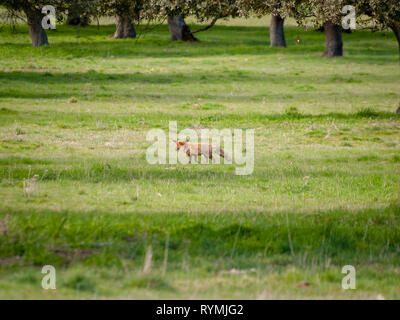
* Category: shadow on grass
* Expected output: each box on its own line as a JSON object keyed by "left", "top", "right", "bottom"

{"left": 0, "top": 105, "right": 398, "bottom": 130}
{"left": 0, "top": 204, "right": 399, "bottom": 268}
{"left": 0, "top": 24, "right": 398, "bottom": 61}
{"left": 0, "top": 68, "right": 396, "bottom": 90}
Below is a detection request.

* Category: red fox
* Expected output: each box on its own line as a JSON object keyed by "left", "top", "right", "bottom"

{"left": 174, "top": 140, "right": 230, "bottom": 163}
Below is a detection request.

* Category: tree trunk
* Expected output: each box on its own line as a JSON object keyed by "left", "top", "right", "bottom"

{"left": 167, "top": 16, "right": 197, "bottom": 42}
{"left": 323, "top": 21, "right": 343, "bottom": 57}
{"left": 25, "top": 10, "right": 49, "bottom": 47}
{"left": 389, "top": 20, "right": 400, "bottom": 55}
{"left": 270, "top": 14, "right": 286, "bottom": 47}
{"left": 112, "top": 15, "right": 136, "bottom": 39}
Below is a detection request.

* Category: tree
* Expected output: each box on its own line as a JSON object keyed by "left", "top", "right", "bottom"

{"left": 0, "top": 1, "right": 97, "bottom": 46}
{"left": 66, "top": 0, "right": 91, "bottom": 26}
{"left": 0, "top": 0, "right": 64, "bottom": 46}
{"left": 242, "top": 0, "right": 345, "bottom": 52}
{"left": 98, "top": 1, "right": 145, "bottom": 39}
{"left": 284, "top": 0, "right": 400, "bottom": 57}
{"left": 112, "top": 15, "right": 137, "bottom": 38}
{"left": 355, "top": 0, "right": 400, "bottom": 54}
{"left": 323, "top": 20, "right": 342, "bottom": 57}
{"left": 285, "top": 0, "right": 347, "bottom": 57}
{"left": 241, "top": 0, "right": 287, "bottom": 47}
{"left": 146, "top": 0, "right": 242, "bottom": 41}
{"left": 167, "top": 15, "right": 198, "bottom": 41}
{"left": 270, "top": 14, "right": 286, "bottom": 47}
{"left": 25, "top": 6, "right": 49, "bottom": 47}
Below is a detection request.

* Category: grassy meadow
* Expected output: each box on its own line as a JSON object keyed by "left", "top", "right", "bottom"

{"left": 0, "top": 17, "right": 400, "bottom": 299}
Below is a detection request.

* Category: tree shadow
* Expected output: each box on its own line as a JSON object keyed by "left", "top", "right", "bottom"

{"left": 0, "top": 24, "right": 398, "bottom": 61}
{"left": 0, "top": 68, "right": 397, "bottom": 101}
{"left": 2, "top": 204, "right": 399, "bottom": 267}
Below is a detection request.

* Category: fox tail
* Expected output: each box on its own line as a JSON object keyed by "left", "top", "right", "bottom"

{"left": 213, "top": 147, "right": 231, "bottom": 161}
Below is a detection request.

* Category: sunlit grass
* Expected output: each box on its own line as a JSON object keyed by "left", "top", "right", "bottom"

{"left": 0, "top": 20, "right": 399, "bottom": 299}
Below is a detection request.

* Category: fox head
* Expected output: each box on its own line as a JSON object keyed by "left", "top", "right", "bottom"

{"left": 174, "top": 140, "right": 186, "bottom": 151}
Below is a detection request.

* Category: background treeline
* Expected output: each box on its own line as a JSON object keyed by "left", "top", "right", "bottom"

{"left": 0, "top": 0, "right": 399, "bottom": 57}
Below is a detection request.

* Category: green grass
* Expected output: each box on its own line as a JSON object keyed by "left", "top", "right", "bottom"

{"left": 0, "top": 18, "right": 399, "bottom": 299}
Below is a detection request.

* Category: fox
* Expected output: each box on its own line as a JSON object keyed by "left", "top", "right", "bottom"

{"left": 174, "top": 140, "right": 230, "bottom": 164}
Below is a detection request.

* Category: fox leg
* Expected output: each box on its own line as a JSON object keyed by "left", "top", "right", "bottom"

{"left": 204, "top": 153, "right": 210, "bottom": 164}
{"left": 185, "top": 150, "right": 192, "bottom": 164}
{"left": 207, "top": 151, "right": 215, "bottom": 164}
{"left": 209, "top": 153, "right": 214, "bottom": 164}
